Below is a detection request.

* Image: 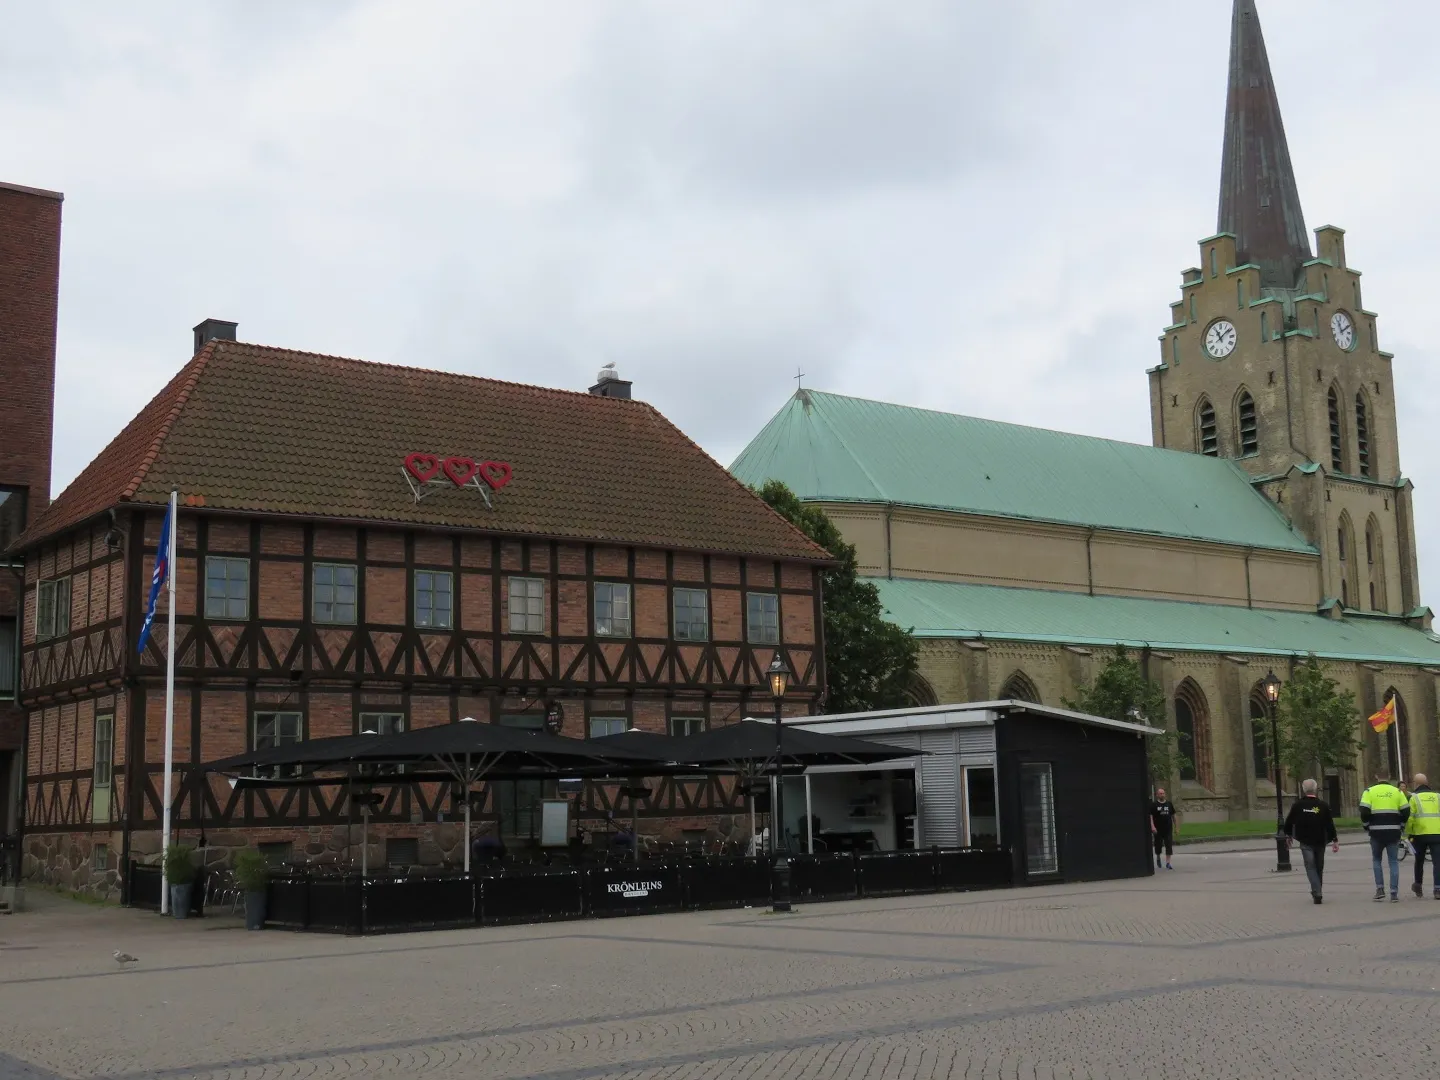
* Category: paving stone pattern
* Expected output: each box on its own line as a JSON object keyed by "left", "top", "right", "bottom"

{"left": 2, "top": 842, "right": 1438, "bottom": 1079}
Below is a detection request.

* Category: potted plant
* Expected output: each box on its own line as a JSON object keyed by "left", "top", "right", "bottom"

{"left": 233, "top": 849, "right": 270, "bottom": 931}
{"left": 162, "top": 845, "right": 197, "bottom": 919}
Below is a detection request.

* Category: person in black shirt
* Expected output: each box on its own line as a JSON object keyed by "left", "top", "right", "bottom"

{"left": 1149, "top": 788, "right": 1177, "bottom": 870}
{"left": 1284, "top": 778, "right": 1339, "bottom": 903}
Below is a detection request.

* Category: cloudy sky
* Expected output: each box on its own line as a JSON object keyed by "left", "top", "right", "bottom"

{"left": 7, "top": 1, "right": 1440, "bottom": 580}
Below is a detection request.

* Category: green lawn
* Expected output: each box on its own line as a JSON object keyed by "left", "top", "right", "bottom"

{"left": 1176, "top": 816, "right": 1362, "bottom": 841}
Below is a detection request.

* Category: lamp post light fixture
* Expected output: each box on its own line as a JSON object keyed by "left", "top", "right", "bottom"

{"left": 766, "top": 654, "right": 793, "bottom": 913}
{"left": 1262, "top": 669, "right": 1290, "bottom": 873}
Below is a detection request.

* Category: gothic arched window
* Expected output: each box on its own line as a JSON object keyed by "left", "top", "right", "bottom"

{"left": 900, "top": 674, "right": 939, "bottom": 709}
{"left": 1327, "top": 386, "right": 1344, "bottom": 472}
{"left": 1355, "top": 392, "right": 1372, "bottom": 477}
{"left": 1236, "top": 390, "right": 1258, "bottom": 456}
{"left": 1338, "top": 512, "right": 1359, "bottom": 607}
{"left": 1197, "top": 398, "right": 1218, "bottom": 457}
{"left": 999, "top": 670, "right": 1040, "bottom": 704}
{"left": 1366, "top": 515, "right": 1387, "bottom": 611}
{"left": 1174, "top": 679, "right": 1212, "bottom": 789}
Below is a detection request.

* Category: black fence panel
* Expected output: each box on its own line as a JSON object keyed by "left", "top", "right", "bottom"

{"left": 128, "top": 862, "right": 161, "bottom": 910}
{"left": 789, "top": 853, "right": 858, "bottom": 901}
{"left": 857, "top": 851, "right": 936, "bottom": 897}
{"left": 364, "top": 875, "right": 474, "bottom": 933}
{"left": 585, "top": 864, "right": 684, "bottom": 917}
{"left": 935, "top": 848, "right": 1012, "bottom": 890}
{"left": 126, "top": 863, "right": 207, "bottom": 916}
{"left": 481, "top": 869, "right": 585, "bottom": 925}
{"left": 266, "top": 876, "right": 311, "bottom": 929}
{"left": 308, "top": 876, "right": 361, "bottom": 933}
{"left": 682, "top": 857, "right": 771, "bottom": 910}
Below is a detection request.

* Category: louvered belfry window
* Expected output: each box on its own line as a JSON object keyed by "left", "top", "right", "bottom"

{"left": 1327, "top": 388, "right": 1343, "bottom": 472}
{"left": 1355, "top": 393, "right": 1371, "bottom": 477}
{"left": 1237, "top": 392, "right": 1258, "bottom": 456}
{"left": 1197, "top": 400, "right": 1218, "bottom": 457}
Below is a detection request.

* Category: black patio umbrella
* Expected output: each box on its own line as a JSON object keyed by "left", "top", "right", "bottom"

{"left": 590, "top": 727, "right": 696, "bottom": 859}
{"left": 670, "top": 719, "right": 917, "bottom": 769}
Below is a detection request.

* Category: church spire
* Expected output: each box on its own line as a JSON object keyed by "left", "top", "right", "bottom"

{"left": 1217, "top": 0, "right": 1311, "bottom": 289}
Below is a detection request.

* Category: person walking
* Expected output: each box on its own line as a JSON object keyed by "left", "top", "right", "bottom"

{"left": 1360, "top": 768, "right": 1410, "bottom": 902}
{"left": 1406, "top": 773, "right": 1440, "bottom": 898}
{"left": 1284, "top": 779, "right": 1339, "bottom": 904}
{"left": 1149, "top": 787, "right": 1177, "bottom": 870}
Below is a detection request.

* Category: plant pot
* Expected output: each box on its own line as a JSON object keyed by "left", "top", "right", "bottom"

{"left": 170, "top": 883, "right": 193, "bottom": 919}
{"left": 244, "top": 890, "right": 266, "bottom": 931}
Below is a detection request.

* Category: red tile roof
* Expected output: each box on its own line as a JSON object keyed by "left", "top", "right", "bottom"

{"left": 12, "top": 341, "right": 828, "bottom": 562}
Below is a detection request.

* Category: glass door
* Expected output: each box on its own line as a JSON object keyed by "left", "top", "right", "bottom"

{"left": 1020, "top": 762, "right": 1058, "bottom": 876}
{"left": 963, "top": 767, "right": 998, "bottom": 848}
{"left": 497, "top": 715, "right": 546, "bottom": 840}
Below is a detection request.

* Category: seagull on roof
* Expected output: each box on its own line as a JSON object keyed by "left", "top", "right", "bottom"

{"left": 113, "top": 950, "right": 139, "bottom": 966}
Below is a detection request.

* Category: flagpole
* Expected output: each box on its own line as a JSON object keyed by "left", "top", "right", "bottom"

{"left": 159, "top": 491, "right": 178, "bottom": 914}
{"left": 1393, "top": 696, "right": 1406, "bottom": 786}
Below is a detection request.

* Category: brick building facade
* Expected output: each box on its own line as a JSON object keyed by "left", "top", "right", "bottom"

{"left": 0, "top": 181, "right": 62, "bottom": 858}
{"left": 10, "top": 334, "right": 826, "bottom": 893}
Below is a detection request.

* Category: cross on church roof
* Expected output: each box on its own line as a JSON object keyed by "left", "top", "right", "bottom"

{"left": 1217, "top": 0, "right": 1312, "bottom": 290}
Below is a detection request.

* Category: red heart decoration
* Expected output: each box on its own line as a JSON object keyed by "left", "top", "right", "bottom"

{"left": 480, "top": 461, "right": 513, "bottom": 490}
{"left": 405, "top": 453, "right": 440, "bottom": 484}
{"left": 443, "top": 457, "right": 479, "bottom": 487}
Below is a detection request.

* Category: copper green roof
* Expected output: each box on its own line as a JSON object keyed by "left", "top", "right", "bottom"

{"left": 875, "top": 578, "right": 1440, "bottom": 666}
{"left": 731, "top": 390, "right": 1314, "bottom": 554}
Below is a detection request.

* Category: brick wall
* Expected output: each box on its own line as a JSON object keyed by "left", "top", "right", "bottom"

{"left": 0, "top": 182, "right": 61, "bottom": 766}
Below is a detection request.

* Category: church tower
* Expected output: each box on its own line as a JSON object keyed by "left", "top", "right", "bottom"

{"left": 1147, "top": 0, "right": 1421, "bottom": 617}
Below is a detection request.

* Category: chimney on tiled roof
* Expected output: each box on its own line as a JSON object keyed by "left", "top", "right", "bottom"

{"left": 193, "top": 318, "right": 237, "bottom": 355}
{"left": 588, "top": 361, "right": 632, "bottom": 400}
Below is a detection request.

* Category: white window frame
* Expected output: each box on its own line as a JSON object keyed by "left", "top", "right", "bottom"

{"left": 37, "top": 577, "right": 71, "bottom": 641}
{"left": 588, "top": 716, "right": 628, "bottom": 739}
{"left": 204, "top": 556, "right": 250, "bottom": 621}
{"left": 508, "top": 576, "right": 545, "bottom": 635}
{"left": 672, "top": 588, "right": 709, "bottom": 642}
{"left": 93, "top": 714, "right": 114, "bottom": 824}
{"left": 414, "top": 570, "right": 454, "bottom": 629}
{"left": 669, "top": 714, "right": 706, "bottom": 738}
{"left": 253, "top": 711, "right": 304, "bottom": 777}
{"left": 313, "top": 563, "right": 357, "bottom": 625}
{"left": 746, "top": 591, "right": 780, "bottom": 645}
{"left": 594, "top": 582, "right": 632, "bottom": 638}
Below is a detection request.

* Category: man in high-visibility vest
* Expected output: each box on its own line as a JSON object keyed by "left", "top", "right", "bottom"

{"left": 1406, "top": 773, "right": 1440, "bottom": 899}
{"left": 1360, "top": 768, "right": 1410, "bottom": 902}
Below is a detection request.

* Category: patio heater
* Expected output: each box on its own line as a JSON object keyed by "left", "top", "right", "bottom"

{"left": 767, "top": 654, "right": 793, "bottom": 913}
{"left": 1263, "top": 670, "right": 1290, "bottom": 873}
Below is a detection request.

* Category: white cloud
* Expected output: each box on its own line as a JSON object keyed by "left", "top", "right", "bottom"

{"left": 7, "top": 0, "right": 1440, "bottom": 589}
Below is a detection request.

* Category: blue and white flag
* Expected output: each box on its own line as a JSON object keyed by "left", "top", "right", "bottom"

{"left": 137, "top": 500, "right": 174, "bottom": 654}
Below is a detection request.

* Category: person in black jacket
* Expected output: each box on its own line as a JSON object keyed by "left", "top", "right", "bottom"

{"left": 1285, "top": 778, "right": 1340, "bottom": 903}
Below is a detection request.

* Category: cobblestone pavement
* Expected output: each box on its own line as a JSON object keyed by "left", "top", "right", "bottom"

{"left": 3, "top": 841, "right": 1439, "bottom": 1079}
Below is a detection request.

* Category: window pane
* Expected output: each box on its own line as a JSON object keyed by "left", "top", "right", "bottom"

{"left": 1020, "top": 763, "right": 1058, "bottom": 876}
{"left": 589, "top": 717, "right": 627, "bottom": 738}
{"left": 0, "top": 487, "right": 26, "bottom": 553}
{"left": 674, "top": 589, "right": 709, "bottom": 641}
{"left": 509, "top": 577, "right": 544, "bottom": 633}
{"left": 670, "top": 715, "right": 705, "bottom": 738}
{"left": 595, "top": 583, "right": 631, "bottom": 637}
{"left": 315, "top": 564, "right": 357, "bottom": 623}
{"left": 747, "top": 592, "right": 779, "bottom": 645}
{"left": 94, "top": 716, "right": 114, "bottom": 788}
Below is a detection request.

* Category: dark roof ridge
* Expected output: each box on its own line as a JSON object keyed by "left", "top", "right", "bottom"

{"left": 212, "top": 339, "right": 650, "bottom": 407}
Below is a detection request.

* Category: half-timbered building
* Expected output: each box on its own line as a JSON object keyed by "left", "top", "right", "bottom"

{"left": 11, "top": 326, "right": 827, "bottom": 891}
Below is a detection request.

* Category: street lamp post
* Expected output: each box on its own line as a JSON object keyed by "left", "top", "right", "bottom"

{"left": 767, "top": 654, "right": 793, "bottom": 913}
{"left": 1263, "top": 670, "right": 1291, "bottom": 873}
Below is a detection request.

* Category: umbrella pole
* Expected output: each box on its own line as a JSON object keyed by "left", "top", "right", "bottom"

{"left": 361, "top": 807, "right": 368, "bottom": 877}
{"left": 632, "top": 794, "right": 639, "bottom": 863}
{"left": 463, "top": 752, "right": 471, "bottom": 874}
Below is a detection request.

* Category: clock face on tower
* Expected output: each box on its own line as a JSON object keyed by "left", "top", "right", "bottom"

{"left": 1331, "top": 311, "right": 1356, "bottom": 351}
{"left": 1205, "top": 320, "right": 1238, "bottom": 359}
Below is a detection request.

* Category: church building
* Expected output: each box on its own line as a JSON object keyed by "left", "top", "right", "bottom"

{"left": 732, "top": 0, "right": 1440, "bottom": 820}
